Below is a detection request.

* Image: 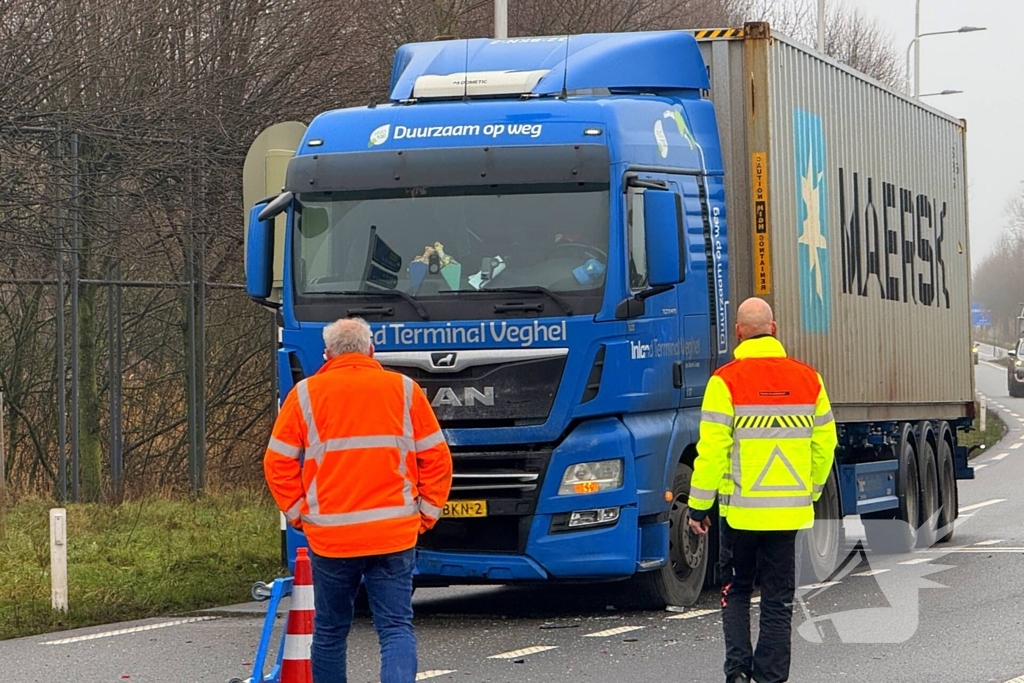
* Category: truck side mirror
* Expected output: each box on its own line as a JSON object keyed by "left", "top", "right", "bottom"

{"left": 1009, "top": 350, "right": 1017, "bottom": 358}
{"left": 643, "top": 189, "right": 684, "bottom": 287}
{"left": 246, "top": 202, "right": 276, "bottom": 301}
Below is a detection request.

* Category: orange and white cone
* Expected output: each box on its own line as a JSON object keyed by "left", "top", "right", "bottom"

{"left": 280, "top": 547, "right": 315, "bottom": 683}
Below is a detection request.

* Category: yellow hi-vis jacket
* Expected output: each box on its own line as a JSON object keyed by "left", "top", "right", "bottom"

{"left": 687, "top": 336, "right": 837, "bottom": 531}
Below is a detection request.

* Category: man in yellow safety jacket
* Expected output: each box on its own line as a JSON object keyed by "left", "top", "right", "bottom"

{"left": 687, "top": 297, "right": 837, "bottom": 683}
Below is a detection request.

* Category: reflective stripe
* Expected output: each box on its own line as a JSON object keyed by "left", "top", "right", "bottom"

{"left": 733, "top": 404, "right": 816, "bottom": 416}
{"left": 268, "top": 437, "right": 302, "bottom": 460}
{"left": 306, "top": 477, "right": 320, "bottom": 516}
{"left": 814, "top": 410, "right": 835, "bottom": 426}
{"left": 735, "top": 415, "right": 813, "bottom": 429}
{"left": 323, "top": 435, "right": 412, "bottom": 452}
{"left": 415, "top": 431, "right": 446, "bottom": 453}
{"left": 701, "top": 410, "right": 734, "bottom": 426}
{"left": 689, "top": 485, "right": 717, "bottom": 501}
{"left": 734, "top": 427, "right": 813, "bottom": 439}
{"left": 282, "top": 633, "right": 312, "bottom": 661}
{"left": 296, "top": 380, "right": 321, "bottom": 446}
{"left": 730, "top": 493, "right": 812, "bottom": 508}
{"left": 400, "top": 376, "right": 415, "bottom": 507}
{"left": 291, "top": 584, "right": 315, "bottom": 611}
{"left": 284, "top": 499, "right": 303, "bottom": 523}
{"left": 402, "top": 376, "right": 414, "bottom": 440}
{"left": 813, "top": 483, "right": 825, "bottom": 494}
{"left": 419, "top": 499, "right": 443, "bottom": 519}
{"left": 302, "top": 503, "right": 418, "bottom": 527}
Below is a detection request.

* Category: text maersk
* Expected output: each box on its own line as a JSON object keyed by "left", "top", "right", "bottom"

{"left": 371, "top": 320, "right": 568, "bottom": 348}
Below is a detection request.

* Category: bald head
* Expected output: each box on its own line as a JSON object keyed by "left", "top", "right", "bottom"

{"left": 735, "top": 298, "right": 776, "bottom": 341}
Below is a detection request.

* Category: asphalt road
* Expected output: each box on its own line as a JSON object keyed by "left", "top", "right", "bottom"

{"left": 4, "top": 361, "right": 1024, "bottom": 683}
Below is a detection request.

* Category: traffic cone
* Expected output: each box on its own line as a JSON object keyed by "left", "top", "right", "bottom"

{"left": 280, "top": 547, "right": 315, "bottom": 683}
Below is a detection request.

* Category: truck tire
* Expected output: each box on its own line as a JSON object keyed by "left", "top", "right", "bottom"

{"left": 936, "top": 433, "right": 957, "bottom": 544}
{"left": 915, "top": 436, "right": 939, "bottom": 548}
{"left": 798, "top": 470, "right": 842, "bottom": 584}
{"left": 862, "top": 425, "right": 919, "bottom": 554}
{"left": 630, "top": 462, "right": 709, "bottom": 608}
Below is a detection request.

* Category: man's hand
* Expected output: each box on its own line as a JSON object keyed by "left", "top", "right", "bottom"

{"left": 688, "top": 516, "right": 711, "bottom": 536}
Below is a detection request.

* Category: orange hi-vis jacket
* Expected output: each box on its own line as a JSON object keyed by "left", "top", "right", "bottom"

{"left": 264, "top": 353, "right": 453, "bottom": 558}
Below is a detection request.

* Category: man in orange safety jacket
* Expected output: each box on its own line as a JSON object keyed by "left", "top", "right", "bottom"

{"left": 264, "top": 317, "right": 452, "bottom": 683}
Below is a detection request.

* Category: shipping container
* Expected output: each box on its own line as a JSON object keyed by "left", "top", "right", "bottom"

{"left": 698, "top": 24, "right": 973, "bottom": 422}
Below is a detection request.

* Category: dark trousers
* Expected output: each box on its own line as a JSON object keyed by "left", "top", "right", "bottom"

{"left": 720, "top": 521, "right": 797, "bottom": 683}
{"left": 309, "top": 549, "right": 418, "bottom": 683}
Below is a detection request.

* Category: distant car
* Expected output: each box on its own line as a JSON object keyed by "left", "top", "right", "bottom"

{"left": 972, "top": 342, "right": 979, "bottom": 365}
{"left": 1008, "top": 340, "right": 1024, "bottom": 398}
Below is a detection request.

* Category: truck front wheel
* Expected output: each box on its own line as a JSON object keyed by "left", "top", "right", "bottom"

{"left": 631, "top": 462, "right": 709, "bottom": 608}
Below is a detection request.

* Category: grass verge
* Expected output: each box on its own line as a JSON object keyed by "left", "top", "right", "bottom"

{"left": 0, "top": 489, "right": 284, "bottom": 641}
{"left": 960, "top": 401, "right": 1008, "bottom": 456}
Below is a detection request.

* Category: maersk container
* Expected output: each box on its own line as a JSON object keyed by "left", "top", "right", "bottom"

{"left": 696, "top": 24, "right": 973, "bottom": 423}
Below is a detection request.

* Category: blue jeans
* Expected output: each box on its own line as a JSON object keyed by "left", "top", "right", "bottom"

{"left": 309, "top": 549, "right": 417, "bottom": 683}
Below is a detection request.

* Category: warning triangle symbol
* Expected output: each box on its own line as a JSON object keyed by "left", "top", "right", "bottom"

{"left": 750, "top": 445, "right": 807, "bottom": 492}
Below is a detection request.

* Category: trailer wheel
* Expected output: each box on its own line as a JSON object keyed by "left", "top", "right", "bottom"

{"left": 936, "top": 433, "right": 957, "bottom": 544}
{"left": 798, "top": 470, "right": 843, "bottom": 584}
{"left": 915, "top": 437, "right": 939, "bottom": 548}
{"left": 630, "top": 462, "right": 708, "bottom": 608}
{"left": 863, "top": 425, "right": 919, "bottom": 554}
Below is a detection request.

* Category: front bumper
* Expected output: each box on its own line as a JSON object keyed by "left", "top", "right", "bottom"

{"left": 415, "top": 417, "right": 643, "bottom": 584}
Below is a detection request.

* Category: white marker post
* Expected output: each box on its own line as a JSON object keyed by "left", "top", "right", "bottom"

{"left": 50, "top": 508, "right": 68, "bottom": 613}
{"left": 980, "top": 397, "right": 987, "bottom": 433}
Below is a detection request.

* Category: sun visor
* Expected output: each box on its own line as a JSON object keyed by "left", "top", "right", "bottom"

{"left": 389, "top": 32, "right": 709, "bottom": 101}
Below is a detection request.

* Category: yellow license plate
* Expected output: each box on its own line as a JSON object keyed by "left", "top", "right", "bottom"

{"left": 442, "top": 500, "right": 487, "bottom": 518}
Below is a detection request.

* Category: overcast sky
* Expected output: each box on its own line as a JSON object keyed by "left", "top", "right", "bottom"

{"left": 843, "top": 0, "right": 1022, "bottom": 262}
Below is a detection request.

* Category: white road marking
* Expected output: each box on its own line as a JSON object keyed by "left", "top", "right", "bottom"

{"left": 973, "top": 464, "right": 988, "bottom": 470}
{"left": 666, "top": 608, "right": 718, "bottom": 620}
{"left": 992, "top": 453, "right": 1009, "bottom": 461}
{"left": 488, "top": 646, "right": 558, "bottom": 659}
{"left": 416, "top": 671, "right": 456, "bottom": 680}
{"left": 974, "top": 539, "right": 1004, "bottom": 546}
{"left": 799, "top": 581, "right": 841, "bottom": 590}
{"left": 40, "top": 617, "right": 220, "bottom": 645}
{"left": 1001, "top": 675, "right": 1024, "bottom": 683}
{"left": 922, "top": 547, "right": 1024, "bottom": 554}
{"left": 959, "top": 499, "right": 1007, "bottom": 512}
{"left": 583, "top": 625, "right": 645, "bottom": 638}
{"left": 899, "top": 557, "right": 933, "bottom": 565}
{"left": 1011, "top": 443, "right": 1023, "bottom": 450}
{"left": 852, "top": 568, "right": 891, "bottom": 577}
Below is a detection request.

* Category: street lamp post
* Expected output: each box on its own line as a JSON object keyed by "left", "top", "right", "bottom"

{"left": 495, "top": 0, "right": 507, "bottom": 39}
{"left": 906, "top": 0, "right": 986, "bottom": 97}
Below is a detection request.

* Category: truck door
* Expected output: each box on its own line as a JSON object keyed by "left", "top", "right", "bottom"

{"left": 626, "top": 181, "right": 682, "bottom": 409}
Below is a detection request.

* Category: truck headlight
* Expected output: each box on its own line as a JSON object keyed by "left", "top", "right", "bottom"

{"left": 558, "top": 459, "right": 623, "bottom": 495}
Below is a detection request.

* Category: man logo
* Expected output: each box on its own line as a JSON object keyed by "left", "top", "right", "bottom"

{"left": 430, "top": 386, "right": 495, "bottom": 408}
{"left": 431, "top": 352, "right": 457, "bottom": 368}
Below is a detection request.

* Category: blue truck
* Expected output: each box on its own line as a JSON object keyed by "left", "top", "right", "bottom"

{"left": 243, "top": 23, "right": 975, "bottom": 640}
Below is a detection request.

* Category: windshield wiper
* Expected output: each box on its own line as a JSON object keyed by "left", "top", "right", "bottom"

{"left": 442, "top": 286, "right": 573, "bottom": 316}
{"left": 339, "top": 289, "right": 429, "bottom": 320}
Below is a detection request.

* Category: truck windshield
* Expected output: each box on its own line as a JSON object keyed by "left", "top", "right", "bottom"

{"left": 293, "top": 184, "right": 609, "bottom": 311}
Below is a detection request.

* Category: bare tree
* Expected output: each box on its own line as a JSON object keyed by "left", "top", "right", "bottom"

{"left": 740, "top": 0, "right": 905, "bottom": 89}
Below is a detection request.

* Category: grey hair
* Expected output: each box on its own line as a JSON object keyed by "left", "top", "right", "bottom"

{"left": 323, "top": 317, "right": 373, "bottom": 357}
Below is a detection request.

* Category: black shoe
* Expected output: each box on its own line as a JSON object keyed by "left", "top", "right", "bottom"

{"left": 726, "top": 675, "right": 751, "bottom": 683}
